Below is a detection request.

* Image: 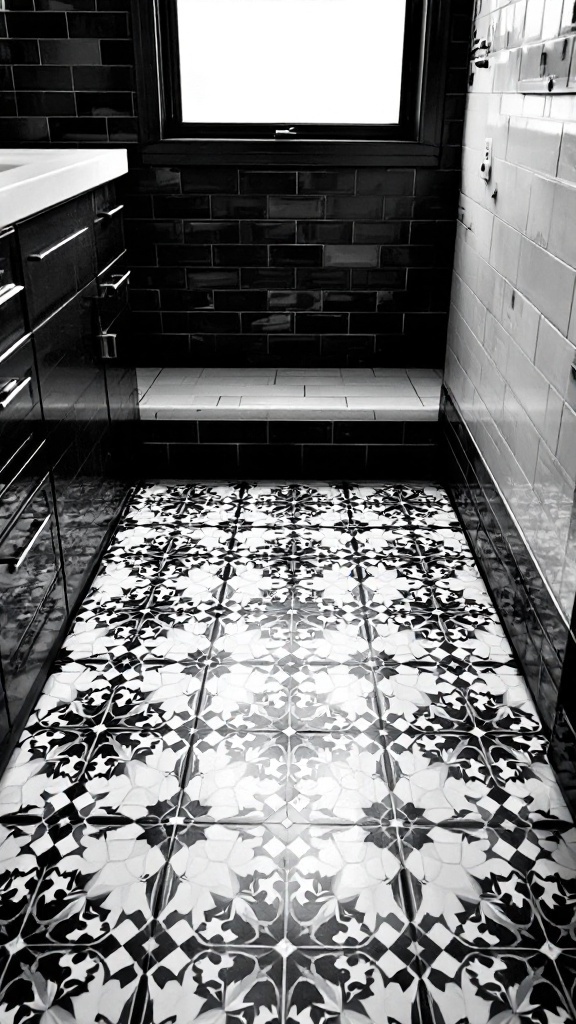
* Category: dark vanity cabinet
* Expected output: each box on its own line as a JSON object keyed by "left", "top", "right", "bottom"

{"left": 0, "top": 179, "right": 137, "bottom": 752}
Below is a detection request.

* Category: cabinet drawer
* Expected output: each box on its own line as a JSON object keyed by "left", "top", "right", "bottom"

{"left": 19, "top": 194, "right": 95, "bottom": 327}
{"left": 0, "top": 333, "right": 41, "bottom": 460}
{"left": 0, "top": 471, "right": 66, "bottom": 726}
{"left": 97, "top": 252, "right": 130, "bottom": 334}
{"left": 0, "top": 227, "right": 26, "bottom": 349}
{"left": 93, "top": 183, "right": 125, "bottom": 272}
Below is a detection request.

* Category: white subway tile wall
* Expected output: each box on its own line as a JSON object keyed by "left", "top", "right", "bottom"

{"left": 445, "top": 0, "right": 576, "bottom": 619}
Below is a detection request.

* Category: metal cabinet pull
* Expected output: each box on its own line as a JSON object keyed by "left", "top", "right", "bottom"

{"left": 0, "top": 284, "right": 24, "bottom": 307}
{"left": 0, "top": 333, "right": 32, "bottom": 366}
{"left": 0, "top": 227, "right": 15, "bottom": 241}
{"left": 100, "top": 270, "right": 130, "bottom": 294}
{"left": 0, "top": 376, "right": 31, "bottom": 408}
{"left": 27, "top": 226, "right": 89, "bottom": 262}
{"left": 99, "top": 333, "right": 118, "bottom": 359}
{"left": 94, "top": 204, "right": 124, "bottom": 223}
{"left": 0, "top": 514, "right": 52, "bottom": 573}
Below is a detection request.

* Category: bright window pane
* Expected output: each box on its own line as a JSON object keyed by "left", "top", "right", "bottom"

{"left": 176, "top": 0, "right": 407, "bottom": 124}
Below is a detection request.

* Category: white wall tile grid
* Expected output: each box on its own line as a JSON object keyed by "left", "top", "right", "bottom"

{"left": 446, "top": 0, "right": 576, "bottom": 619}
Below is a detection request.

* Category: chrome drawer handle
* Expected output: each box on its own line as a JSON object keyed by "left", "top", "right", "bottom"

{"left": 0, "top": 513, "right": 52, "bottom": 573}
{"left": 100, "top": 270, "right": 130, "bottom": 294}
{"left": 0, "top": 376, "right": 31, "bottom": 408}
{"left": 0, "top": 227, "right": 15, "bottom": 241}
{"left": 99, "top": 333, "right": 118, "bottom": 359}
{"left": 0, "top": 284, "right": 24, "bottom": 306}
{"left": 0, "top": 333, "right": 32, "bottom": 366}
{"left": 27, "top": 226, "right": 89, "bottom": 262}
{"left": 94, "top": 204, "right": 124, "bottom": 223}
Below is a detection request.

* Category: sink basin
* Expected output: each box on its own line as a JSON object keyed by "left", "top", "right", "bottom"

{"left": 0, "top": 149, "right": 128, "bottom": 228}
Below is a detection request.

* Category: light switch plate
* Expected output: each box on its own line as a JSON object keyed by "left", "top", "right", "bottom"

{"left": 480, "top": 138, "right": 492, "bottom": 181}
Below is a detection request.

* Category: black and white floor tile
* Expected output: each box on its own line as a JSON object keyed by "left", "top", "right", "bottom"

{"left": 0, "top": 481, "right": 574, "bottom": 1023}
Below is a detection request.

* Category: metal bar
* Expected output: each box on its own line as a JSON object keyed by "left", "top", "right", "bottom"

{"left": 0, "top": 377, "right": 31, "bottom": 409}
{"left": 27, "top": 226, "right": 89, "bottom": 262}
{"left": 0, "top": 284, "right": 24, "bottom": 307}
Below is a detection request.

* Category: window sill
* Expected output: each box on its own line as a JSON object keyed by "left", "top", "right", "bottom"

{"left": 141, "top": 138, "right": 441, "bottom": 167}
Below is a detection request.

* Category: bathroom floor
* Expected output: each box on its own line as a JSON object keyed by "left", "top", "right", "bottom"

{"left": 0, "top": 482, "right": 575, "bottom": 1024}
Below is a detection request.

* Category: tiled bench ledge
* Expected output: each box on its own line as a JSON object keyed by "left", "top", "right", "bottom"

{"left": 137, "top": 367, "right": 442, "bottom": 421}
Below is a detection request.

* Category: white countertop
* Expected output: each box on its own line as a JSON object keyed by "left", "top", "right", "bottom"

{"left": 0, "top": 148, "right": 128, "bottom": 228}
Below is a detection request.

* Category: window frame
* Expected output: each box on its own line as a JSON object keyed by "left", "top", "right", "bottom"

{"left": 132, "top": 0, "right": 453, "bottom": 166}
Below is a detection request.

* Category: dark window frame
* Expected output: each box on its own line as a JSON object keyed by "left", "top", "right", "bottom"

{"left": 132, "top": 0, "right": 453, "bottom": 166}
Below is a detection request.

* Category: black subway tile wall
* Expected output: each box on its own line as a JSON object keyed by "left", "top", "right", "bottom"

{"left": 0, "top": 0, "right": 137, "bottom": 144}
{"left": 0, "top": 0, "right": 472, "bottom": 367}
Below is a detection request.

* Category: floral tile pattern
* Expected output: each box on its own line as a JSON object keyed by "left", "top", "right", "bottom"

{"left": 0, "top": 481, "right": 574, "bottom": 1024}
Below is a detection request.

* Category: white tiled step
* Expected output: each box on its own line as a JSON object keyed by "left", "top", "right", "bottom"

{"left": 137, "top": 368, "right": 442, "bottom": 421}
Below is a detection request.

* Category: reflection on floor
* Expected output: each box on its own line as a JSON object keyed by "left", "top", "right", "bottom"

{"left": 0, "top": 482, "right": 575, "bottom": 1024}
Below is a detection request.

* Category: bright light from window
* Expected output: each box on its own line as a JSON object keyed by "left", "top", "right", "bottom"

{"left": 176, "top": 0, "right": 407, "bottom": 125}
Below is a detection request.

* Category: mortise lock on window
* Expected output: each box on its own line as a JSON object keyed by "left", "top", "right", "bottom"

{"left": 480, "top": 138, "right": 492, "bottom": 181}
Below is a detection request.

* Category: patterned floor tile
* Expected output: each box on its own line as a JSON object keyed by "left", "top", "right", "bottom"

{"left": 285, "top": 948, "right": 423, "bottom": 1024}
{"left": 375, "top": 662, "right": 541, "bottom": 736}
{"left": 288, "top": 663, "right": 378, "bottom": 732}
{"left": 375, "top": 664, "right": 474, "bottom": 733}
{"left": 0, "top": 479, "right": 573, "bottom": 1024}
{"left": 353, "top": 528, "right": 424, "bottom": 563}
{"left": 0, "top": 726, "right": 190, "bottom": 823}
{"left": 288, "top": 731, "right": 392, "bottom": 824}
{"left": 401, "top": 825, "right": 549, "bottom": 951}
{"left": 63, "top": 606, "right": 216, "bottom": 663}
{"left": 420, "top": 951, "right": 575, "bottom": 1024}
{"left": 157, "top": 824, "right": 286, "bottom": 947}
{"left": 387, "top": 728, "right": 572, "bottom": 828}
{"left": 238, "top": 483, "right": 350, "bottom": 527}
{"left": 211, "top": 609, "right": 371, "bottom": 664}
{"left": 412, "top": 527, "right": 472, "bottom": 560}
{"left": 182, "top": 731, "right": 289, "bottom": 823}
{"left": 370, "top": 619, "right": 517, "bottom": 666}
{"left": 123, "top": 482, "right": 242, "bottom": 528}
{"left": 528, "top": 826, "right": 576, "bottom": 950}
{"left": 197, "top": 662, "right": 379, "bottom": 733}
{"left": 82, "top": 553, "right": 164, "bottom": 609}
{"left": 223, "top": 562, "right": 364, "bottom": 610}
{"left": 23, "top": 659, "right": 204, "bottom": 734}
{"left": 449, "top": 663, "right": 542, "bottom": 734}
{"left": 144, "top": 947, "right": 283, "bottom": 1024}
{"left": 286, "top": 825, "right": 408, "bottom": 949}
{"left": 360, "top": 563, "right": 435, "bottom": 610}
{"left": 105, "top": 524, "right": 176, "bottom": 560}
{"left": 197, "top": 663, "right": 291, "bottom": 731}
{"left": 347, "top": 485, "right": 415, "bottom": 528}
{"left": 231, "top": 526, "right": 357, "bottom": 572}
{"left": 0, "top": 819, "right": 171, "bottom": 1024}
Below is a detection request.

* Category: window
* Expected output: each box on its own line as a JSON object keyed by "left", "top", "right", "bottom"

{"left": 175, "top": 0, "right": 408, "bottom": 131}
{"left": 133, "top": 0, "right": 450, "bottom": 158}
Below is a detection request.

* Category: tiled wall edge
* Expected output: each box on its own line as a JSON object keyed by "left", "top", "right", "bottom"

{"left": 440, "top": 385, "right": 575, "bottom": 728}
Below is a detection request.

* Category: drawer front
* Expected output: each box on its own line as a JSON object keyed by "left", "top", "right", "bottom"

{"left": 97, "top": 252, "right": 130, "bottom": 334}
{"left": 0, "top": 227, "right": 26, "bottom": 349}
{"left": 0, "top": 473, "right": 66, "bottom": 726}
{"left": 33, "top": 281, "right": 108, "bottom": 452}
{"left": 19, "top": 194, "right": 95, "bottom": 327}
{"left": 93, "top": 183, "right": 125, "bottom": 272}
{"left": 0, "top": 334, "right": 41, "bottom": 463}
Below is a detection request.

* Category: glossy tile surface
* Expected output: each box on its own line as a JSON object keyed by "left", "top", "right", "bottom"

{"left": 0, "top": 482, "right": 574, "bottom": 1024}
